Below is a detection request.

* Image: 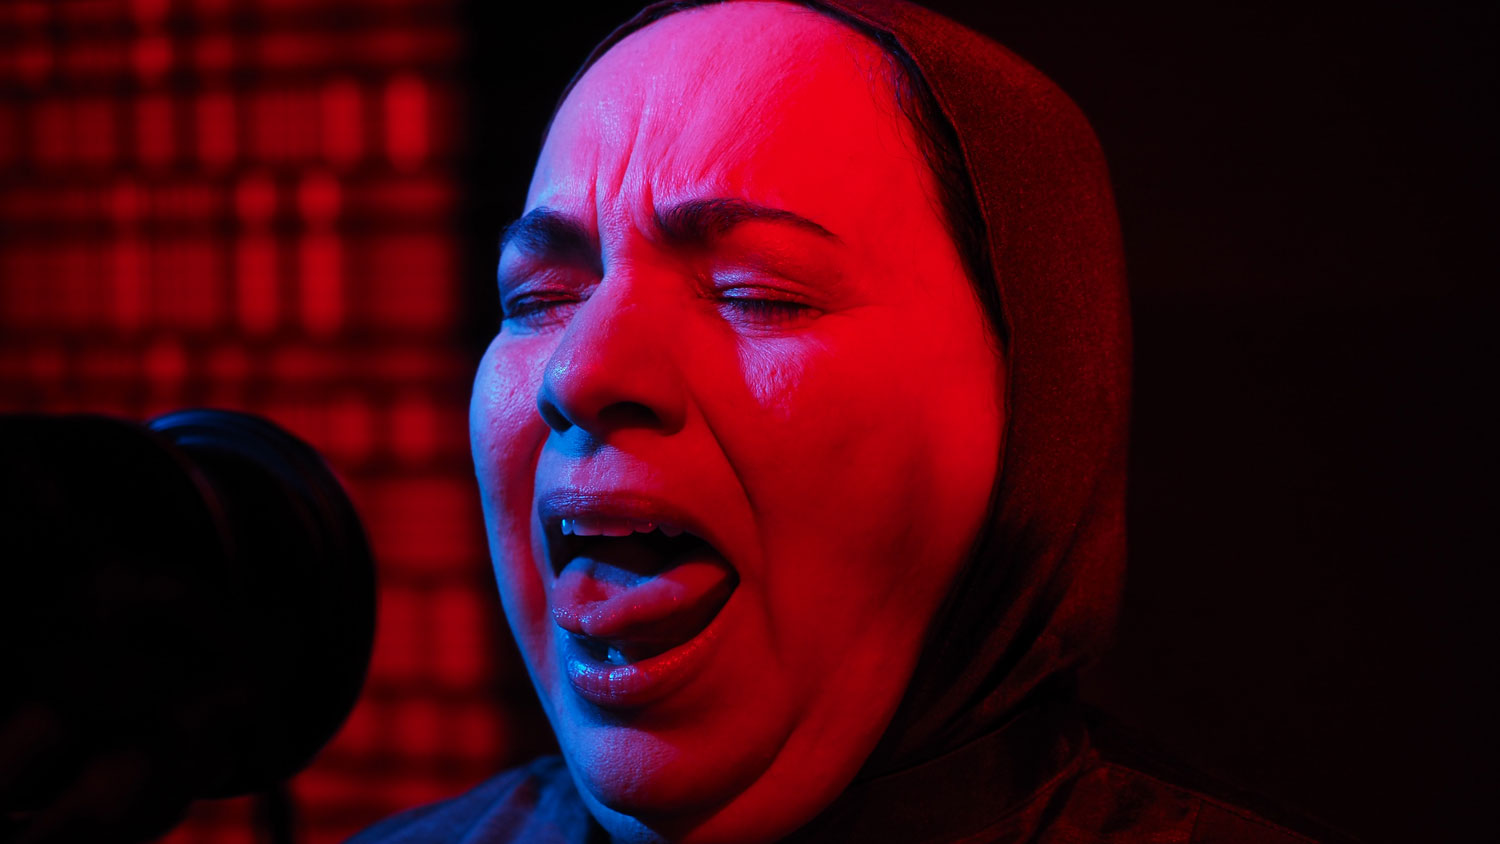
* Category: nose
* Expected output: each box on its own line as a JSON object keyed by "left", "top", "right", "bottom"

{"left": 536, "top": 277, "right": 688, "bottom": 438}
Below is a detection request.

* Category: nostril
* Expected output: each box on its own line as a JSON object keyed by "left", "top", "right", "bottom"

{"left": 537, "top": 395, "right": 664, "bottom": 436}
{"left": 597, "top": 402, "right": 660, "bottom": 430}
{"left": 538, "top": 397, "right": 573, "bottom": 432}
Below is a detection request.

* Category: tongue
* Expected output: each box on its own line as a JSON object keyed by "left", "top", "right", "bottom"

{"left": 551, "top": 540, "right": 735, "bottom": 651}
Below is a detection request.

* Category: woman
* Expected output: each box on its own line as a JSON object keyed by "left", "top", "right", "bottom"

{"left": 357, "top": 1, "right": 1318, "bottom": 841}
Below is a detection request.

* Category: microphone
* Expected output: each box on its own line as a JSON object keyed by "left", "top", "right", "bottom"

{"left": 0, "top": 409, "right": 376, "bottom": 842}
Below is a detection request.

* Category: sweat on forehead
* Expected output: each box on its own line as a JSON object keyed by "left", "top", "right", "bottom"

{"left": 526, "top": 1, "right": 915, "bottom": 220}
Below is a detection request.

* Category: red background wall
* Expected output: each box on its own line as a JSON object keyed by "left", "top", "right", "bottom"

{"left": 0, "top": 1, "right": 547, "bottom": 841}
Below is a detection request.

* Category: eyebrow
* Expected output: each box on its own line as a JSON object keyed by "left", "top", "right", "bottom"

{"left": 655, "top": 197, "right": 840, "bottom": 244}
{"left": 498, "top": 207, "right": 600, "bottom": 272}
{"left": 497, "top": 198, "right": 839, "bottom": 264}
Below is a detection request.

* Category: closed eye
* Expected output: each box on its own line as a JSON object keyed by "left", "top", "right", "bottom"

{"left": 717, "top": 289, "right": 818, "bottom": 329}
{"left": 501, "top": 293, "right": 582, "bottom": 332}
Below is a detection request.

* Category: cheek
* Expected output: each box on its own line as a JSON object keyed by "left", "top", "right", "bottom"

{"left": 470, "top": 336, "right": 555, "bottom": 649}
{"left": 726, "top": 312, "right": 998, "bottom": 650}
{"left": 470, "top": 336, "right": 549, "bottom": 503}
{"left": 731, "top": 337, "right": 885, "bottom": 549}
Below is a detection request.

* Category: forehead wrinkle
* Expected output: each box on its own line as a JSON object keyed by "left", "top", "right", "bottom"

{"left": 621, "top": 63, "right": 776, "bottom": 220}
{"left": 576, "top": 75, "right": 643, "bottom": 246}
{"left": 526, "top": 112, "right": 602, "bottom": 222}
{"left": 541, "top": 2, "right": 901, "bottom": 252}
{"left": 606, "top": 5, "right": 852, "bottom": 206}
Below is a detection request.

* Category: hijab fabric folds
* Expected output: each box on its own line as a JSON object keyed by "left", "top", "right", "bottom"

{"left": 557, "top": 0, "right": 1131, "bottom": 777}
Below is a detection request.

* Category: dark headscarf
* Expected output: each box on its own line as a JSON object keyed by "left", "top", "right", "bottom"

{"left": 551, "top": 0, "right": 1131, "bottom": 835}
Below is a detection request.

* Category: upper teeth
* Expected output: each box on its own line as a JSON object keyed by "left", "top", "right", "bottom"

{"left": 561, "top": 517, "right": 686, "bottom": 538}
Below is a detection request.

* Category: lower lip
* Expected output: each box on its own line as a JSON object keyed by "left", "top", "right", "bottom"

{"left": 559, "top": 606, "right": 727, "bottom": 709}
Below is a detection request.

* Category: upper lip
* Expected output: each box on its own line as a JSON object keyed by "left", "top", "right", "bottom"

{"left": 536, "top": 488, "right": 726, "bottom": 576}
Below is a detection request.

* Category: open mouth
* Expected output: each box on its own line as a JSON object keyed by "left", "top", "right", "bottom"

{"left": 543, "top": 511, "right": 738, "bottom": 666}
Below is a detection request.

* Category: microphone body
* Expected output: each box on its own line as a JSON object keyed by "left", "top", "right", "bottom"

{"left": 0, "top": 410, "right": 375, "bottom": 839}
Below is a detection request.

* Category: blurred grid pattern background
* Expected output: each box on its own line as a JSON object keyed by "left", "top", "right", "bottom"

{"left": 0, "top": 0, "right": 546, "bottom": 841}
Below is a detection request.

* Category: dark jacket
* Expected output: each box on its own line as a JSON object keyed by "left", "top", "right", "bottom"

{"left": 349, "top": 703, "right": 1326, "bottom": 843}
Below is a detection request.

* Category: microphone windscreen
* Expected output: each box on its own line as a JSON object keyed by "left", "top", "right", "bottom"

{"left": 148, "top": 408, "right": 376, "bottom": 795}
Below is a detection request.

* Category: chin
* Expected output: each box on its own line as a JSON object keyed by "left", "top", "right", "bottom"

{"left": 573, "top": 775, "right": 775, "bottom": 844}
{"left": 552, "top": 689, "right": 881, "bottom": 844}
{"left": 557, "top": 698, "right": 780, "bottom": 826}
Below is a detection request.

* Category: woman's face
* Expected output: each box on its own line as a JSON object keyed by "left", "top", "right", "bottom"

{"left": 470, "top": 3, "right": 1002, "bottom": 841}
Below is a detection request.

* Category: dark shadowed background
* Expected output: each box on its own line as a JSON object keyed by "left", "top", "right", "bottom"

{"left": 461, "top": 2, "right": 1495, "bottom": 843}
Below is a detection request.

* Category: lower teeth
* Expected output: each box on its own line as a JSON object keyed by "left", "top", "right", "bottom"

{"left": 574, "top": 634, "right": 653, "bottom": 665}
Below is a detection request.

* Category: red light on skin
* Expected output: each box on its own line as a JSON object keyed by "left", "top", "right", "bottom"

{"left": 321, "top": 77, "right": 364, "bottom": 168}
{"left": 383, "top": 75, "right": 428, "bottom": 170}
{"left": 473, "top": 6, "right": 1003, "bottom": 843}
